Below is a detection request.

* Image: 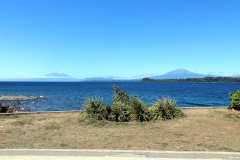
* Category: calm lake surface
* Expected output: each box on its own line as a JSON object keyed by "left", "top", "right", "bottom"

{"left": 0, "top": 82, "right": 240, "bottom": 111}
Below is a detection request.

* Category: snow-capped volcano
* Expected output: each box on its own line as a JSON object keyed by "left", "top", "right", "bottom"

{"left": 46, "top": 70, "right": 70, "bottom": 78}
{"left": 0, "top": 70, "right": 78, "bottom": 82}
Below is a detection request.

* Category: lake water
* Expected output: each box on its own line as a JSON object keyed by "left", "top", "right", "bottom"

{"left": 0, "top": 82, "right": 240, "bottom": 111}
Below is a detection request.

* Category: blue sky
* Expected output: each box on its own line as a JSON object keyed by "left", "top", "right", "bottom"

{"left": 0, "top": 0, "right": 240, "bottom": 79}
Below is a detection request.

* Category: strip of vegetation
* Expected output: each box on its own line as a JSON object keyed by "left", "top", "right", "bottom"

{"left": 80, "top": 85, "right": 185, "bottom": 122}
{"left": 142, "top": 77, "right": 240, "bottom": 82}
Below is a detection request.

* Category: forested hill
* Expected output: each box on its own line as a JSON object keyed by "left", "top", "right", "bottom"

{"left": 142, "top": 77, "right": 240, "bottom": 82}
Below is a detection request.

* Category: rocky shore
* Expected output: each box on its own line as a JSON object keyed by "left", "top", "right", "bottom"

{"left": 0, "top": 95, "right": 44, "bottom": 101}
{"left": 0, "top": 96, "right": 45, "bottom": 113}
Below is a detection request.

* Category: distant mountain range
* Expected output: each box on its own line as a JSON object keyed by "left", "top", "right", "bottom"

{"left": 79, "top": 69, "right": 216, "bottom": 81}
{"left": 80, "top": 77, "right": 140, "bottom": 82}
{"left": 0, "top": 70, "right": 78, "bottom": 82}
{"left": 149, "top": 69, "right": 215, "bottom": 79}
{"left": 0, "top": 69, "right": 238, "bottom": 82}
{"left": 80, "top": 77, "right": 114, "bottom": 82}
{"left": 42, "top": 70, "right": 78, "bottom": 81}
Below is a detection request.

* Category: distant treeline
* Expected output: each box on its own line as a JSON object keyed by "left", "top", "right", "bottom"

{"left": 142, "top": 77, "right": 240, "bottom": 82}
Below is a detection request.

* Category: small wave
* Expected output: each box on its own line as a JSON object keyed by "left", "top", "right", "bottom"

{"left": 181, "top": 101, "right": 208, "bottom": 107}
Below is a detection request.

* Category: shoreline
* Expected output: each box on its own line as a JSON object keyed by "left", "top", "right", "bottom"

{"left": 0, "top": 95, "right": 44, "bottom": 101}
{"left": 0, "top": 106, "right": 229, "bottom": 116}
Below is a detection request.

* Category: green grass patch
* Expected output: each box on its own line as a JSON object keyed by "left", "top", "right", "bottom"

{"left": 11, "top": 120, "right": 32, "bottom": 126}
{"left": 45, "top": 124, "right": 60, "bottom": 130}
{"left": 161, "top": 142, "right": 168, "bottom": 147}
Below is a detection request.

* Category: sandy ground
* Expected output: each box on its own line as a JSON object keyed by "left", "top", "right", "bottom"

{"left": 0, "top": 108, "right": 240, "bottom": 151}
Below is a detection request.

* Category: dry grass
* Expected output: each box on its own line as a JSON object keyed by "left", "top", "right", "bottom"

{"left": 0, "top": 108, "right": 240, "bottom": 151}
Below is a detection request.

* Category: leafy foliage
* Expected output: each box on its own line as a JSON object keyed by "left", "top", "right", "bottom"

{"left": 113, "top": 84, "right": 129, "bottom": 104}
{"left": 82, "top": 97, "right": 112, "bottom": 120}
{"left": 149, "top": 98, "right": 185, "bottom": 120}
{"left": 112, "top": 101, "right": 131, "bottom": 122}
{"left": 112, "top": 96, "right": 149, "bottom": 122}
{"left": 81, "top": 85, "right": 185, "bottom": 122}
{"left": 228, "top": 90, "right": 240, "bottom": 111}
{"left": 128, "top": 96, "right": 149, "bottom": 122}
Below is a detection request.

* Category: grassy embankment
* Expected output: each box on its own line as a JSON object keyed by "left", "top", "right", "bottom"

{"left": 0, "top": 108, "right": 240, "bottom": 151}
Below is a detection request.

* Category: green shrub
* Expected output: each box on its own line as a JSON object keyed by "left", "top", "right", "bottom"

{"left": 82, "top": 97, "right": 112, "bottom": 120}
{"left": 112, "top": 88, "right": 149, "bottom": 122}
{"left": 112, "top": 101, "right": 132, "bottom": 122}
{"left": 228, "top": 90, "right": 240, "bottom": 111}
{"left": 101, "top": 104, "right": 113, "bottom": 121}
{"left": 113, "top": 85, "right": 129, "bottom": 104}
{"left": 128, "top": 96, "right": 149, "bottom": 122}
{"left": 81, "top": 85, "right": 184, "bottom": 122}
{"left": 149, "top": 98, "right": 184, "bottom": 120}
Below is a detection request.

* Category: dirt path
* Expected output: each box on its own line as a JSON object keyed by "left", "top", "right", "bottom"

{"left": 0, "top": 108, "right": 240, "bottom": 151}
